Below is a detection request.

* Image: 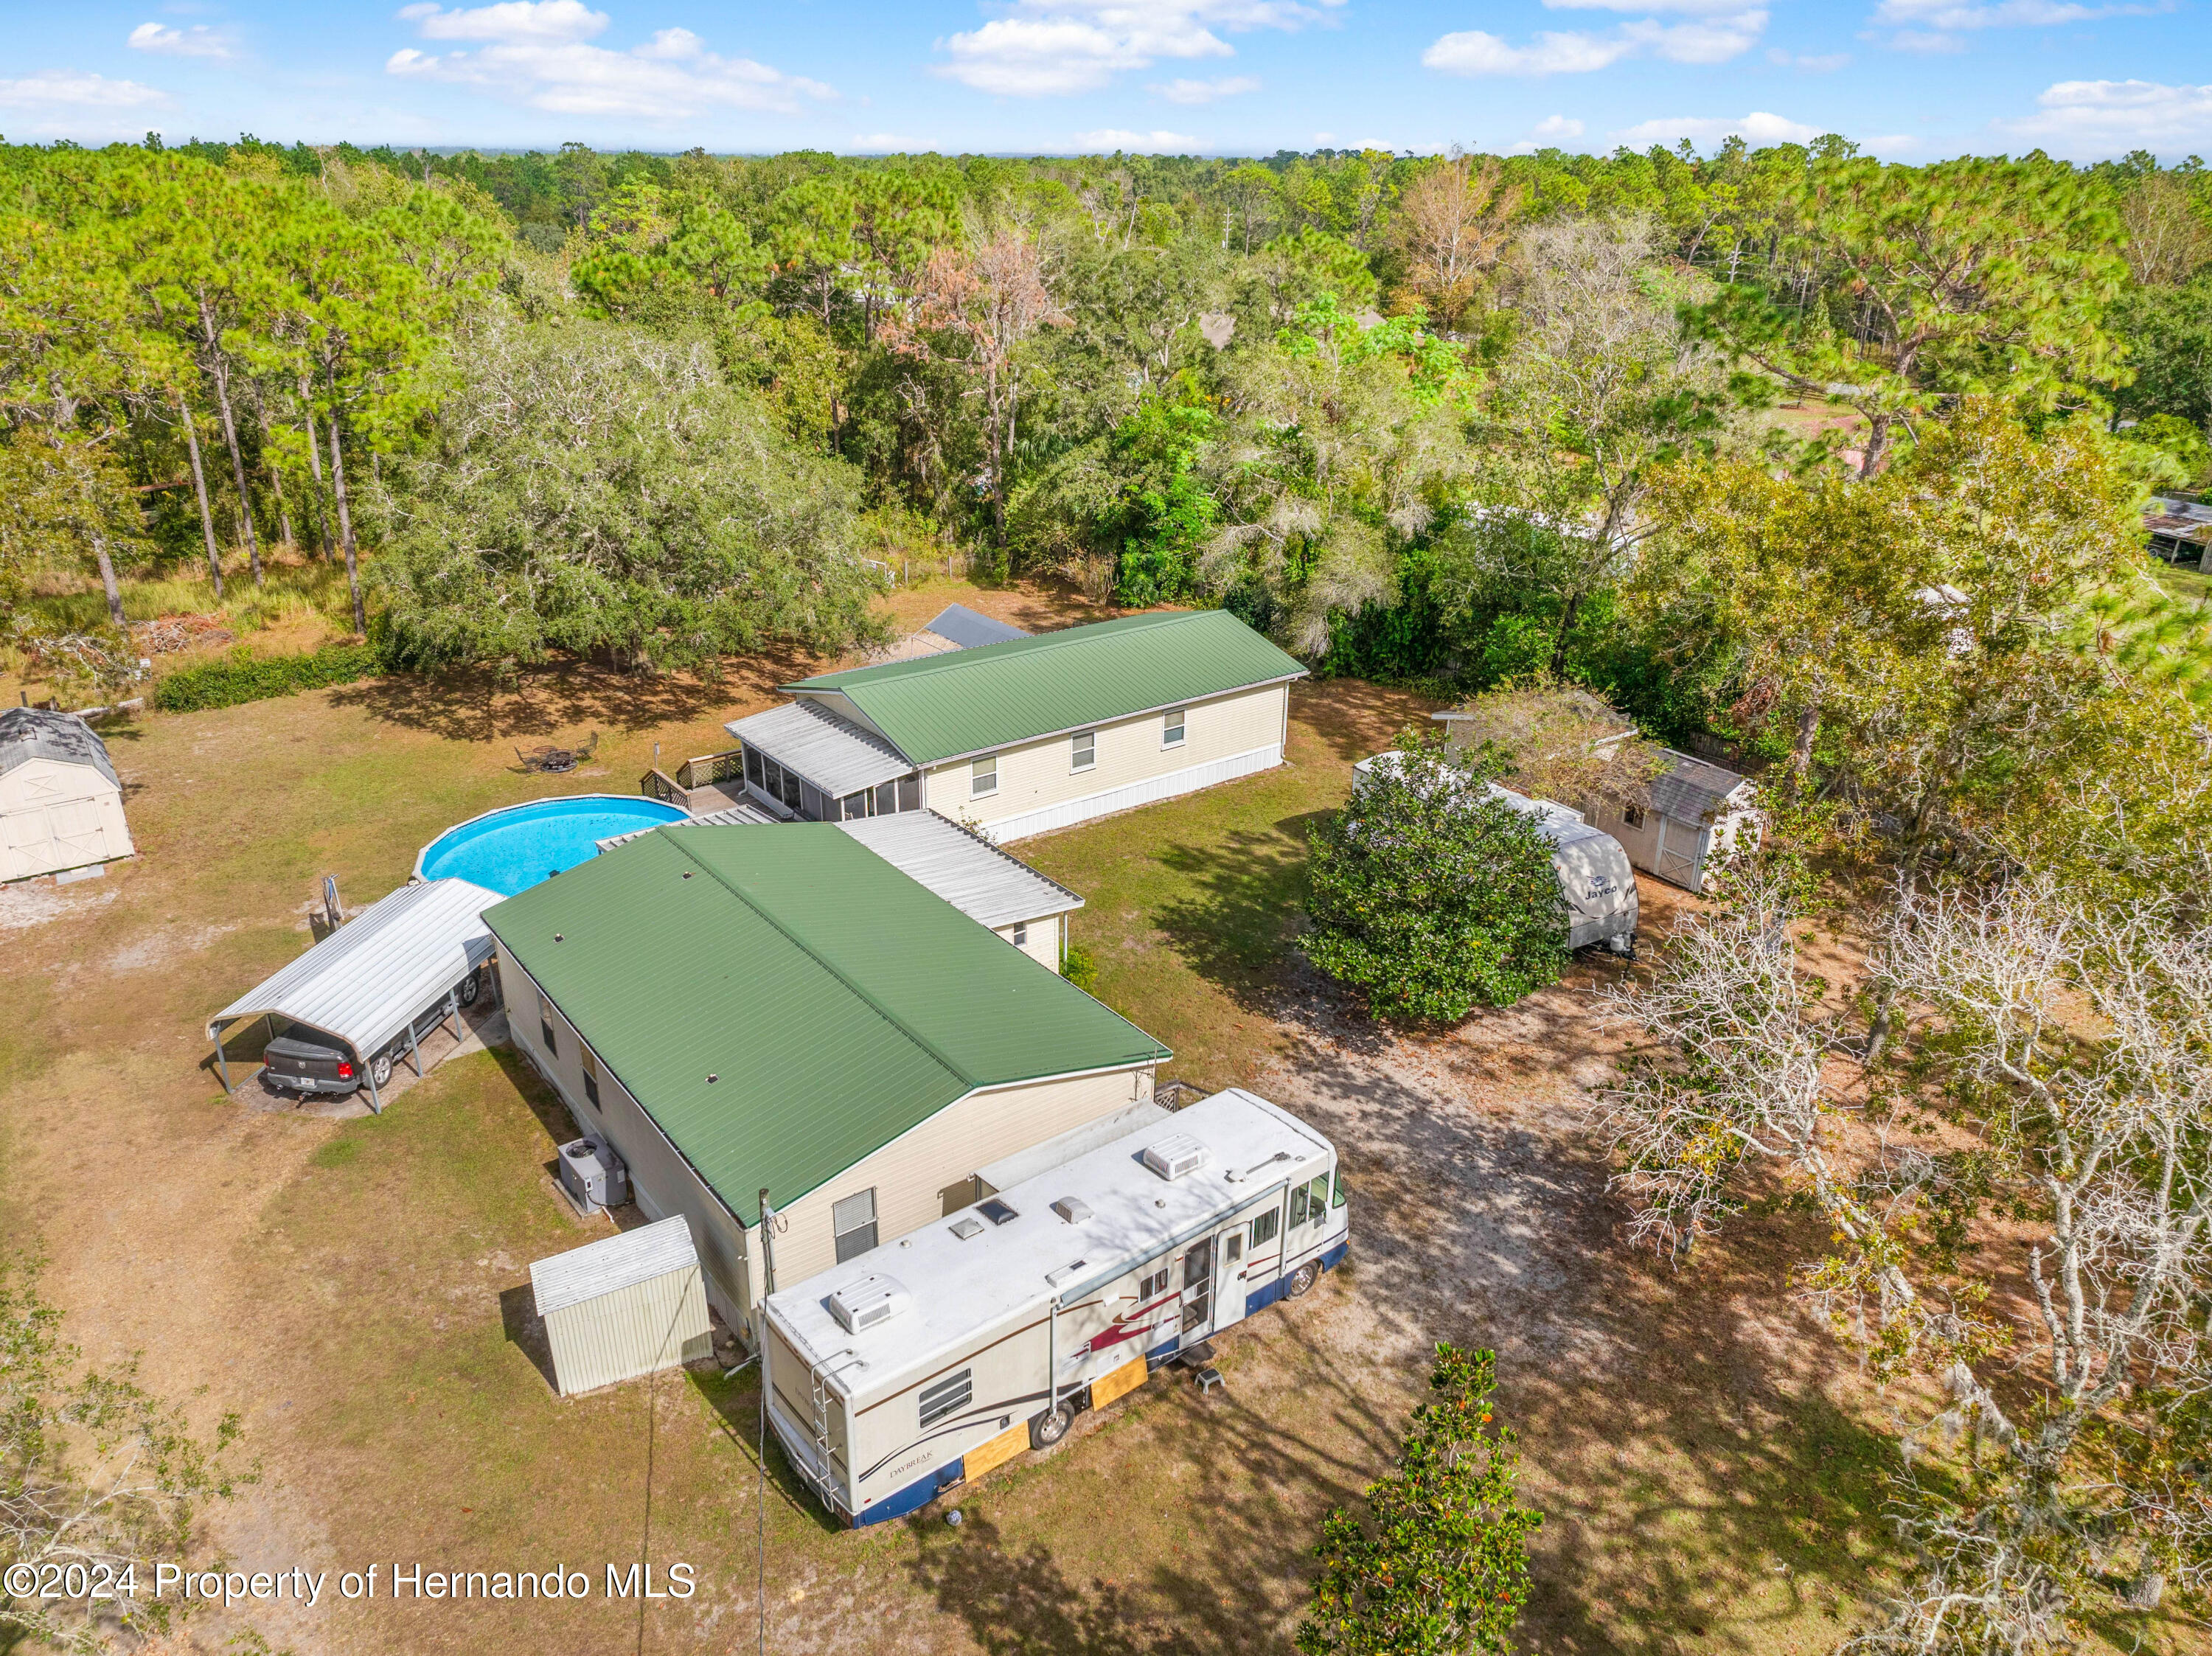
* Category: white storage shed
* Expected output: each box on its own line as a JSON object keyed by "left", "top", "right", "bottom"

{"left": 1584, "top": 751, "right": 1759, "bottom": 894}
{"left": 0, "top": 709, "right": 135, "bottom": 884}
{"left": 530, "top": 1217, "right": 714, "bottom": 1396}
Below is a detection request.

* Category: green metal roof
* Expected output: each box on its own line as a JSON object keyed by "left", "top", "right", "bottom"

{"left": 787, "top": 609, "right": 1307, "bottom": 766}
{"left": 484, "top": 825, "right": 1169, "bottom": 1226}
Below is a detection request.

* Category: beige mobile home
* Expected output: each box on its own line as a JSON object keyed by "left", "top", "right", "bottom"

{"left": 726, "top": 610, "right": 1307, "bottom": 842}
{"left": 0, "top": 709, "right": 135, "bottom": 883}
{"left": 484, "top": 823, "right": 1170, "bottom": 1343}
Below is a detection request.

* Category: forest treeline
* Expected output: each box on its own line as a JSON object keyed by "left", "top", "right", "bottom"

{"left": 1, "top": 132, "right": 2209, "bottom": 740}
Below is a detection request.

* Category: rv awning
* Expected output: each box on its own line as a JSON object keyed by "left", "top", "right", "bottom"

{"left": 724, "top": 701, "right": 914, "bottom": 797}
{"left": 836, "top": 811, "right": 1082, "bottom": 930}
{"left": 208, "top": 877, "right": 500, "bottom": 1058}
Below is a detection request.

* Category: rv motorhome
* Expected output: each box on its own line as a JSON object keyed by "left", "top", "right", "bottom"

{"left": 1353, "top": 751, "right": 1638, "bottom": 956}
{"left": 761, "top": 1088, "right": 1348, "bottom": 1527}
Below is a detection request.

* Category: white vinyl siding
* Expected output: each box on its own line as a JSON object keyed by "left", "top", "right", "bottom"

{"left": 923, "top": 683, "right": 1289, "bottom": 839}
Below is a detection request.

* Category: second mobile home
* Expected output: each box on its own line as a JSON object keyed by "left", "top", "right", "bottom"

{"left": 762, "top": 1088, "right": 1349, "bottom": 1526}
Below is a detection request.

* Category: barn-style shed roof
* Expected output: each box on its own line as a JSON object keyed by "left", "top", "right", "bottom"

{"left": 0, "top": 709, "right": 119, "bottom": 788}
{"left": 783, "top": 610, "right": 1307, "bottom": 767}
{"left": 485, "top": 825, "right": 1166, "bottom": 1225}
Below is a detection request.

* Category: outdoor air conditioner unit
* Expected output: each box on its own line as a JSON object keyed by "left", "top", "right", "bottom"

{"left": 557, "top": 1135, "right": 628, "bottom": 1213}
{"left": 1142, "top": 1133, "right": 1209, "bottom": 1182}
{"left": 827, "top": 1274, "right": 910, "bottom": 1335}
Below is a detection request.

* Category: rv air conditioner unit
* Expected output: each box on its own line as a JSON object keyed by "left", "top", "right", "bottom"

{"left": 557, "top": 1135, "right": 628, "bottom": 1212}
{"left": 1142, "top": 1134, "right": 1209, "bottom": 1181}
{"left": 1051, "top": 1197, "right": 1093, "bottom": 1225}
{"left": 827, "top": 1275, "right": 911, "bottom": 1335}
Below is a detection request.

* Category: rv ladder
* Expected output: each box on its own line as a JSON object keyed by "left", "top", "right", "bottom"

{"left": 805, "top": 1366, "right": 838, "bottom": 1503}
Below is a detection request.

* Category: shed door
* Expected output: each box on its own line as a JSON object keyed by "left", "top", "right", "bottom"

{"left": 2, "top": 804, "right": 57, "bottom": 874}
{"left": 1656, "top": 821, "right": 1703, "bottom": 891}
{"left": 48, "top": 800, "right": 106, "bottom": 865}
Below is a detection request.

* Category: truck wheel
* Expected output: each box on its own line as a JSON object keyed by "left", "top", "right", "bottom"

{"left": 369, "top": 1051, "right": 394, "bottom": 1088}
{"left": 1029, "top": 1403, "right": 1074, "bottom": 1450}
{"left": 1287, "top": 1261, "right": 1321, "bottom": 1298}
{"left": 458, "top": 970, "right": 481, "bottom": 1007}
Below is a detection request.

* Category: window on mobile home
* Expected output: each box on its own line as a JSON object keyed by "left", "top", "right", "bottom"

{"left": 580, "top": 1044, "right": 600, "bottom": 1107}
{"left": 971, "top": 755, "right": 998, "bottom": 797}
{"left": 1163, "top": 707, "right": 1186, "bottom": 748}
{"left": 1071, "top": 730, "right": 1096, "bottom": 771}
{"left": 1138, "top": 1266, "right": 1170, "bottom": 1299}
{"left": 538, "top": 988, "right": 557, "bottom": 1057}
{"left": 832, "top": 1189, "right": 878, "bottom": 1262}
{"left": 1250, "top": 1208, "right": 1279, "bottom": 1248}
{"left": 919, "top": 1369, "right": 971, "bottom": 1428}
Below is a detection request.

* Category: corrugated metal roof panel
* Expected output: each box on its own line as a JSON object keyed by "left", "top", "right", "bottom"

{"left": 0, "top": 708, "right": 118, "bottom": 787}
{"left": 723, "top": 700, "right": 914, "bottom": 796}
{"left": 924, "top": 604, "right": 1029, "bottom": 650}
{"left": 484, "top": 826, "right": 1167, "bottom": 1223}
{"left": 785, "top": 610, "right": 1307, "bottom": 766}
{"left": 209, "top": 878, "right": 499, "bottom": 1057}
{"left": 835, "top": 812, "right": 1082, "bottom": 930}
{"left": 531, "top": 1215, "right": 699, "bottom": 1315}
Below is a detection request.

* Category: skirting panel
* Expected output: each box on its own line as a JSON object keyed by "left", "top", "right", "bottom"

{"left": 978, "top": 744, "right": 1283, "bottom": 843}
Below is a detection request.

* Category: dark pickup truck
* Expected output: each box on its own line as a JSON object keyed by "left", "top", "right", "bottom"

{"left": 261, "top": 966, "right": 486, "bottom": 1096}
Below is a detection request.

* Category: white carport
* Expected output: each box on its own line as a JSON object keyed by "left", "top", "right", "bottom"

{"left": 206, "top": 876, "right": 501, "bottom": 1110}
{"left": 530, "top": 1216, "right": 713, "bottom": 1396}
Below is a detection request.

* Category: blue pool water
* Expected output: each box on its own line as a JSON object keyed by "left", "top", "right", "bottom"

{"left": 417, "top": 795, "right": 689, "bottom": 897}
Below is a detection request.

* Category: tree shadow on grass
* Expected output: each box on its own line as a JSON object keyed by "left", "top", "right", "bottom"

{"left": 327, "top": 644, "right": 824, "bottom": 744}
{"left": 1150, "top": 812, "right": 1326, "bottom": 1020}
{"left": 1289, "top": 680, "right": 1444, "bottom": 768}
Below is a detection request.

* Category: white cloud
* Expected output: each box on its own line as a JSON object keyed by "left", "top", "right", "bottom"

{"left": 1767, "top": 46, "right": 1852, "bottom": 67}
{"left": 1424, "top": 9, "right": 1764, "bottom": 74}
{"left": 1154, "top": 72, "right": 1260, "bottom": 101}
{"left": 1873, "top": 0, "right": 2159, "bottom": 25}
{"left": 400, "top": 1, "right": 608, "bottom": 42}
{"left": 1867, "top": 0, "right": 2163, "bottom": 52}
{"left": 936, "top": 0, "right": 1340, "bottom": 98}
{"left": 1610, "top": 108, "right": 1823, "bottom": 145}
{"left": 0, "top": 69, "right": 170, "bottom": 138}
{"left": 127, "top": 21, "right": 235, "bottom": 60}
{"left": 2000, "top": 77, "right": 2212, "bottom": 153}
{"left": 1075, "top": 126, "right": 1201, "bottom": 150}
{"left": 1511, "top": 114, "right": 1586, "bottom": 151}
{"left": 386, "top": 1, "right": 832, "bottom": 117}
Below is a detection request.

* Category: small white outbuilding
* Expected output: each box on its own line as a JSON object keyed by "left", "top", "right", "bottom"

{"left": 0, "top": 709, "right": 135, "bottom": 884}
{"left": 529, "top": 1217, "right": 714, "bottom": 1397}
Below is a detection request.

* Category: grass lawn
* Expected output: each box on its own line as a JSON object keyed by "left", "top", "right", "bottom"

{"left": 5, "top": 574, "right": 2191, "bottom": 1655}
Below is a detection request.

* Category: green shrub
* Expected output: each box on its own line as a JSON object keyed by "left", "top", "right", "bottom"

{"left": 1061, "top": 943, "right": 1100, "bottom": 992}
{"left": 152, "top": 641, "right": 383, "bottom": 714}
{"left": 1304, "top": 730, "right": 1568, "bottom": 1022}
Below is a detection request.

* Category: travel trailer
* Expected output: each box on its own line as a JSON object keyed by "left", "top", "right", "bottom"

{"left": 761, "top": 1088, "right": 1348, "bottom": 1527}
{"left": 1354, "top": 751, "right": 1638, "bottom": 956}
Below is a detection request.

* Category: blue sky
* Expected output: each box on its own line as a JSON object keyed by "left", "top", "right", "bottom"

{"left": 1, "top": 0, "right": 2205, "bottom": 161}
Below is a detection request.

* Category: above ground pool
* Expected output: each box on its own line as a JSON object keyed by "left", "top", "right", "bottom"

{"left": 415, "top": 795, "right": 689, "bottom": 897}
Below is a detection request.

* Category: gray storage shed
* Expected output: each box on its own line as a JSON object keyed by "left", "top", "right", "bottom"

{"left": 530, "top": 1216, "right": 714, "bottom": 1396}
{"left": 206, "top": 876, "right": 501, "bottom": 1108}
{"left": 1585, "top": 751, "right": 1758, "bottom": 894}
